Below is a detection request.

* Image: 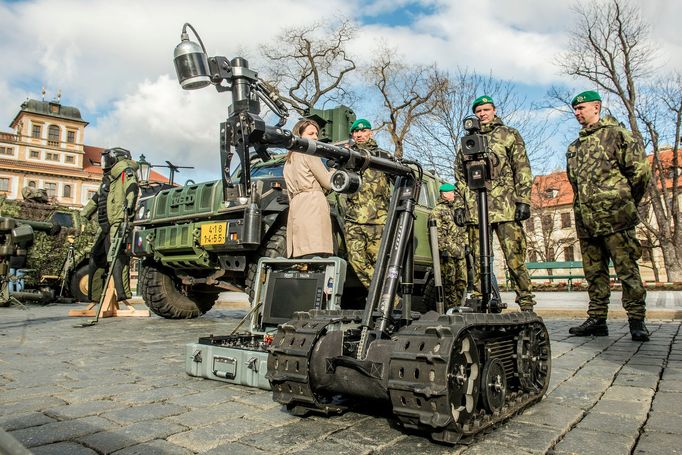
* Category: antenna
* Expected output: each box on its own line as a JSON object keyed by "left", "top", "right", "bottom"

{"left": 56, "top": 89, "right": 62, "bottom": 103}
{"left": 41, "top": 86, "right": 46, "bottom": 101}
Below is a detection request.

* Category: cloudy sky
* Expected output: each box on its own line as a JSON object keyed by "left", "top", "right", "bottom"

{"left": 1, "top": 0, "right": 681, "bottom": 182}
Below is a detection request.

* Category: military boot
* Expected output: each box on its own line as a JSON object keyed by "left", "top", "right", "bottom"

{"left": 629, "top": 319, "right": 650, "bottom": 342}
{"left": 569, "top": 317, "right": 608, "bottom": 336}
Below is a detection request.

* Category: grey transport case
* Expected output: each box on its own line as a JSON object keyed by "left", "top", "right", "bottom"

{"left": 185, "top": 257, "right": 348, "bottom": 390}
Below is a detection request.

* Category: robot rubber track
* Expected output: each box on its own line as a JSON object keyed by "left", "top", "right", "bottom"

{"left": 267, "top": 309, "right": 551, "bottom": 445}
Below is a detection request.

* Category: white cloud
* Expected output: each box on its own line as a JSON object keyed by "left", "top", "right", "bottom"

{"left": 1, "top": 0, "right": 681, "bottom": 181}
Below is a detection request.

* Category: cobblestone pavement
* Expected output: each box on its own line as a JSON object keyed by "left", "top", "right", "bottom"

{"left": 0, "top": 303, "right": 680, "bottom": 454}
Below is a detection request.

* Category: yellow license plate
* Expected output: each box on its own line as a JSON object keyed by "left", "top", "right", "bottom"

{"left": 200, "top": 222, "right": 227, "bottom": 245}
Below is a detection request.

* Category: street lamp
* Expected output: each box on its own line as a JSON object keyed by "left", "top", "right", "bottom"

{"left": 137, "top": 154, "right": 151, "bottom": 184}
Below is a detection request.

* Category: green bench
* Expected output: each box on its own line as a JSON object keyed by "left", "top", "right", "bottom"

{"left": 505, "top": 261, "right": 618, "bottom": 291}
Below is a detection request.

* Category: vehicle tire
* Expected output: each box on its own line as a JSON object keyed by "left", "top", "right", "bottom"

{"left": 244, "top": 224, "right": 287, "bottom": 303}
{"left": 69, "top": 263, "right": 90, "bottom": 302}
{"left": 139, "top": 261, "right": 218, "bottom": 319}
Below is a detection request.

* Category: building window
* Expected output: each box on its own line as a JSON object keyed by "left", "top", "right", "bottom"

{"left": 542, "top": 214, "right": 554, "bottom": 230}
{"left": 67, "top": 130, "right": 76, "bottom": 144}
{"left": 87, "top": 190, "right": 97, "bottom": 199}
{"left": 32, "top": 124, "right": 42, "bottom": 138}
{"left": 45, "top": 182, "right": 57, "bottom": 197}
{"left": 27, "top": 180, "right": 36, "bottom": 188}
{"left": 45, "top": 152, "right": 60, "bottom": 162}
{"left": 48, "top": 125, "right": 60, "bottom": 146}
{"left": 564, "top": 246, "right": 575, "bottom": 262}
{"left": 0, "top": 177, "right": 9, "bottom": 192}
{"left": 29, "top": 150, "right": 40, "bottom": 159}
{"left": 65, "top": 154, "right": 75, "bottom": 164}
{"left": 62, "top": 184, "right": 72, "bottom": 198}
{"left": 0, "top": 146, "right": 13, "bottom": 156}
{"left": 561, "top": 212, "right": 571, "bottom": 229}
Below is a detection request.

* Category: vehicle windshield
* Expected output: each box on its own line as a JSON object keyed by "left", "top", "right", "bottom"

{"left": 230, "top": 153, "right": 286, "bottom": 180}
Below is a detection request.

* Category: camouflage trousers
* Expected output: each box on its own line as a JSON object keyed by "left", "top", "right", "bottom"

{"left": 345, "top": 222, "right": 383, "bottom": 289}
{"left": 579, "top": 228, "right": 646, "bottom": 320}
{"left": 468, "top": 221, "right": 535, "bottom": 309}
{"left": 442, "top": 256, "right": 467, "bottom": 308}
{"left": 89, "top": 223, "right": 132, "bottom": 302}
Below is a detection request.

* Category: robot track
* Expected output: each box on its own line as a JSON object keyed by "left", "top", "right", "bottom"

{"left": 267, "top": 310, "right": 551, "bottom": 444}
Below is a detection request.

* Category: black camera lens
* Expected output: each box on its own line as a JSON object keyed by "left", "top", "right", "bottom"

{"left": 464, "top": 139, "right": 476, "bottom": 150}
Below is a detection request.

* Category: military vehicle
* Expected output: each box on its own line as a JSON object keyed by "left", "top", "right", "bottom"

{"left": 132, "top": 141, "right": 445, "bottom": 319}
{"left": 169, "top": 23, "right": 550, "bottom": 443}
{"left": 0, "top": 192, "right": 97, "bottom": 303}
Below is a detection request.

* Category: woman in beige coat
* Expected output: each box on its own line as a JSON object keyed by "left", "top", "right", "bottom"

{"left": 283, "top": 119, "right": 334, "bottom": 258}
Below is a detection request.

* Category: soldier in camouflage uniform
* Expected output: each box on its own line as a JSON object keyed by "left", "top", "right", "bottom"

{"left": 81, "top": 148, "right": 139, "bottom": 302}
{"left": 455, "top": 95, "right": 536, "bottom": 311}
{"left": 343, "top": 119, "right": 393, "bottom": 288}
{"left": 566, "top": 91, "right": 651, "bottom": 342}
{"left": 430, "top": 183, "right": 467, "bottom": 308}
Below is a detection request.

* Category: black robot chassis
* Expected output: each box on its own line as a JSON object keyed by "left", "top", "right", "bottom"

{"left": 267, "top": 309, "right": 551, "bottom": 444}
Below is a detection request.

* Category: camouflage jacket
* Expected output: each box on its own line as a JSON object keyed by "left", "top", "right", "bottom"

{"left": 430, "top": 198, "right": 467, "bottom": 259}
{"left": 566, "top": 116, "right": 650, "bottom": 238}
{"left": 344, "top": 138, "right": 392, "bottom": 225}
{"left": 455, "top": 116, "right": 533, "bottom": 224}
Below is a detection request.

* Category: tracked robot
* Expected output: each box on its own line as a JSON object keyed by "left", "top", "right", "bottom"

{"left": 174, "top": 23, "right": 551, "bottom": 444}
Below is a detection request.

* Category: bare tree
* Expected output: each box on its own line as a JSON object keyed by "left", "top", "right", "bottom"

{"left": 260, "top": 19, "right": 357, "bottom": 115}
{"left": 366, "top": 46, "right": 446, "bottom": 159}
{"left": 559, "top": 0, "right": 682, "bottom": 281}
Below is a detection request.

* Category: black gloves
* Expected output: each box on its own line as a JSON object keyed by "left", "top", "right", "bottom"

{"left": 514, "top": 203, "right": 531, "bottom": 222}
{"left": 454, "top": 208, "right": 466, "bottom": 227}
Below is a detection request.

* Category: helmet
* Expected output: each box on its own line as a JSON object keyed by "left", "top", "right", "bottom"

{"left": 101, "top": 147, "right": 132, "bottom": 171}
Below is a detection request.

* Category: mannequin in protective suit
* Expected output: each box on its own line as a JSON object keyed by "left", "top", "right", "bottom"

{"left": 81, "top": 148, "right": 139, "bottom": 302}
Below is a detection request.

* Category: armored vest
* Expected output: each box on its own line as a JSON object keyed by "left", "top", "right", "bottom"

{"left": 97, "top": 174, "right": 112, "bottom": 231}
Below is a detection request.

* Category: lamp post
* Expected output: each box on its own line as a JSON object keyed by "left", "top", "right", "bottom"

{"left": 137, "top": 154, "right": 152, "bottom": 184}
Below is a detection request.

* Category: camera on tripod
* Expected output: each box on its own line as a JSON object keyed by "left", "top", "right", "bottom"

{"left": 460, "top": 116, "right": 490, "bottom": 190}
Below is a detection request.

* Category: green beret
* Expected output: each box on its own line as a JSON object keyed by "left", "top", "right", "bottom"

{"left": 472, "top": 95, "right": 494, "bottom": 113}
{"left": 571, "top": 90, "right": 601, "bottom": 107}
{"left": 350, "top": 118, "right": 372, "bottom": 133}
{"left": 439, "top": 183, "right": 455, "bottom": 192}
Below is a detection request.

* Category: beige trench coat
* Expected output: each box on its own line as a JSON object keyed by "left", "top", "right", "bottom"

{"left": 283, "top": 152, "right": 334, "bottom": 258}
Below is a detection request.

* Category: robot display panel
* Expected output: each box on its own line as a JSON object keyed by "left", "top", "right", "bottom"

{"left": 261, "top": 271, "right": 325, "bottom": 326}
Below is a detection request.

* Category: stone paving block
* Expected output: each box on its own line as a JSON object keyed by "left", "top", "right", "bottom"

{"left": 651, "top": 391, "right": 682, "bottom": 414}
{"left": 474, "top": 421, "right": 560, "bottom": 454}
{"left": 233, "top": 391, "right": 281, "bottom": 410}
{"left": 9, "top": 415, "right": 114, "bottom": 448}
{"left": 513, "top": 402, "right": 584, "bottom": 431}
{"left": 165, "top": 387, "right": 240, "bottom": 408}
{"left": 55, "top": 383, "right": 147, "bottom": 404}
{"left": 0, "top": 384, "right": 67, "bottom": 400}
{"left": 611, "top": 373, "right": 659, "bottom": 389}
{"left": 329, "top": 417, "right": 405, "bottom": 447}
{"left": 600, "top": 385, "right": 654, "bottom": 402}
{"left": 553, "top": 428, "right": 635, "bottom": 455}
{"left": 111, "top": 438, "right": 194, "bottom": 455}
{"left": 575, "top": 411, "right": 645, "bottom": 434}
{"left": 627, "top": 356, "right": 666, "bottom": 366}
{"left": 0, "top": 412, "right": 55, "bottom": 431}
{"left": 242, "top": 406, "right": 301, "bottom": 426}
{"left": 237, "top": 419, "right": 341, "bottom": 453}
{"left": 169, "top": 417, "right": 264, "bottom": 452}
{"left": 77, "top": 420, "right": 187, "bottom": 454}
{"left": 31, "top": 441, "right": 98, "bottom": 455}
{"left": 100, "top": 402, "right": 188, "bottom": 425}
{"left": 618, "top": 364, "right": 662, "bottom": 376}
{"left": 114, "top": 386, "right": 197, "bottom": 404}
{"left": 168, "top": 401, "right": 256, "bottom": 428}
{"left": 590, "top": 399, "right": 650, "bottom": 418}
{"left": 0, "top": 396, "right": 67, "bottom": 417}
{"left": 374, "top": 436, "right": 462, "bottom": 455}
{"left": 45, "top": 400, "right": 126, "bottom": 420}
{"left": 658, "top": 379, "right": 682, "bottom": 392}
{"left": 290, "top": 437, "right": 373, "bottom": 454}
{"left": 202, "top": 441, "right": 268, "bottom": 455}
{"left": 634, "top": 431, "right": 682, "bottom": 454}
{"left": 461, "top": 442, "right": 535, "bottom": 454}
{"left": 643, "top": 410, "right": 682, "bottom": 434}
{"left": 544, "top": 383, "right": 604, "bottom": 409}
